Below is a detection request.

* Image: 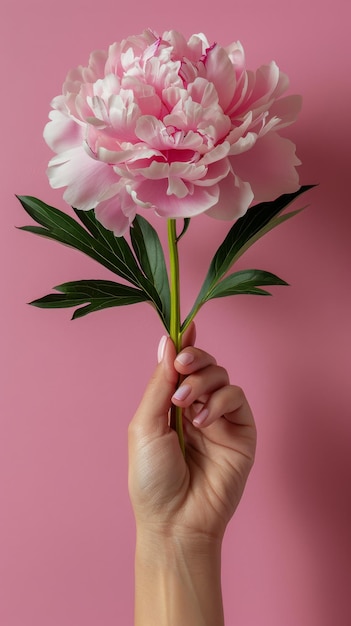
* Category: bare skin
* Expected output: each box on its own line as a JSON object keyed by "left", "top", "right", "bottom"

{"left": 128, "top": 327, "right": 257, "bottom": 625}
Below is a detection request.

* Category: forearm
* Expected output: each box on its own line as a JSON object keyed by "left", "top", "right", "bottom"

{"left": 134, "top": 529, "right": 224, "bottom": 626}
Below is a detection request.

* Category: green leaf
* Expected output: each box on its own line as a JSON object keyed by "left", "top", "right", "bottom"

{"left": 73, "top": 207, "right": 143, "bottom": 280}
{"left": 73, "top": 207, "right": 169, "bottom": 329}
{"left": 130, "top": 214, "right": 170, "bottom": 328}
{"left": 72, "top": 207, "right": 101, "bottom": 238}
{"left": 205, "top": 186, "right": 311, "bottom": 288}
{"left": 207, "top": 269, "right": 288, "bottom": 300}
{"left": 176, "top": 218, "right": 191, "bottom": 242}
{"left": 30, "top": 294, "right": 91, "bottom": 308}
{"left": 29, "top": 279, "right": 150, "bottom": 319}
{"left": 19, "top": 225, "right": 52, "bottom": 236}
{"left": 17, "top": 196, "right": 170, "bottom": 329}
{"left": 54, "top": 279, "right": 149, "bottom": 299}
{"left": 17, "top": 196, "right": 145, "bottom": 286}
{"left": 182, "top": 186, "right": 313, "bottom": 329}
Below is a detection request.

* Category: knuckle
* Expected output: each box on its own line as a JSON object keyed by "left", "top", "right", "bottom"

{"left": 231, "top": 384, "right": 245, "bottom": 402}
{"left": 128, "top": 417, "right": 141, "bottom": 442}
{"left": 216, "top": 365, "right": 229, "bottom": 382}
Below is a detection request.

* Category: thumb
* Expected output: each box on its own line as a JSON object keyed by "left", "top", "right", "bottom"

{"left": 131, "top": 337, "right": 178, "bottom": 437}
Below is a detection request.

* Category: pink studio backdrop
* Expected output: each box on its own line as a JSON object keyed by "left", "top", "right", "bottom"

{"left": 1, "top": 1, "right": 350, "bottom": 625}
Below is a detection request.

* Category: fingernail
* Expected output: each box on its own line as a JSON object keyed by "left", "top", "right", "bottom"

{"left": 175, "top": 352, "right": 194, "bottom": 366}
{"left": 193, "top": 408, "right": 209, "bottom": 427}
{"left": 157, "top": 335, "right": 167, "bottom": 363}
{"left": 172, "top": 384, "right": 191, "bottom": 402}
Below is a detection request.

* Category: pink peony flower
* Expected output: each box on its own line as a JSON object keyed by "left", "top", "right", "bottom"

{"left": 44, "top": 29, "right": 302, "bottom": 235}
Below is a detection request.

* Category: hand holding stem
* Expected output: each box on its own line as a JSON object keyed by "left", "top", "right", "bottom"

{"left": 128, "top": 333, "right": 256, "bottom": 625}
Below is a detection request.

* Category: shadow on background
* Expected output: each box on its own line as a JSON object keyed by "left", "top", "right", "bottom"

{"left": 281, "top": 368, "right": 351, "bottom": 625}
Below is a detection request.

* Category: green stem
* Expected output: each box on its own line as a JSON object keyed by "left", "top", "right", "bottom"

{"left": 167, "top": 219, "right": 185, "bottom": 456}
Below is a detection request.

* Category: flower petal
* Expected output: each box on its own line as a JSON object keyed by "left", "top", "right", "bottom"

{"left": 47, "top": 147, "right": 119, "bottom": 211}
{"left": 94, "top": 188, "right": 136, "bottom": 236}
{"left": 135, "top": 178, "right": 219, "bottom": 218}
{"left": 44, "top": 109, "right": 84, "bottom": 153}
{"left": 267, "top": 95, "right": 302, "bottom": 130}
{"left": 205, "top": 170, "right": 253, "bottom": 220}
{"left": 203, "top": 44, "right": 236, "bottom": 111}
{"left": 230, "top": 132, "right": 301, "bottom": 202}
{"left": 44, "top": 29, "right": 302, "bottom": 227}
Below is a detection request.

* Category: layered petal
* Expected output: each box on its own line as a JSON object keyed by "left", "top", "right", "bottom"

{"left": 44, "top": 28, "right": 301, "bottom": 234}
{"left": 202, "top": 44, "right": 236, "bottom": 111}
{"left": 44, "top": 108, "right": 84, "bottom": 152}
{"left": 94, "top": 185, "right": 137, "bottom": 235}
{"left": 135, "top": 178, "right": 220, "bottom": 218}
{"left": 205, "top": 170, "right": 254, "bottom": 220}
{"left": 47, "top": 147, "right": 119, "bottom": 211}
{"left": 230, "top": 132, "right": 301, "bottom": 202}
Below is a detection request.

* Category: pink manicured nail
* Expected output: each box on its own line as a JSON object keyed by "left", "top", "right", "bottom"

{"left": 157, "top": 335, "right": 167, "bottom": 363}
{"left": 172, "top": 384, "right": 191, "bottom": 402}
{"left": 175, "top": 352, "right": 194, "bottom": 366}
{"left": 193, "top": 408, "right": 209, "bottom": 427}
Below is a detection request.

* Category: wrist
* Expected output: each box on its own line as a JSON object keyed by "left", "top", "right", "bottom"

{"left": 135, "top": 524, "right": 222, "bottom": 566}
{"left": 134, "top": 527, "right": 224, "bottom": 626}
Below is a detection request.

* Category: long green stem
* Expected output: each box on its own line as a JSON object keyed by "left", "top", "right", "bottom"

{"left": 167, "top": 219, "right": 185, "bottom": 456}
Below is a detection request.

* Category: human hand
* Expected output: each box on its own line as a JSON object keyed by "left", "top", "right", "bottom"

{"left": 128, "top": 328, "right": 256, "bottom": 542}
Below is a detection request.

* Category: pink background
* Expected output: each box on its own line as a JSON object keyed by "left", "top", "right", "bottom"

{"left": 1, "top": 1, "right": 350, "bottom": 624}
